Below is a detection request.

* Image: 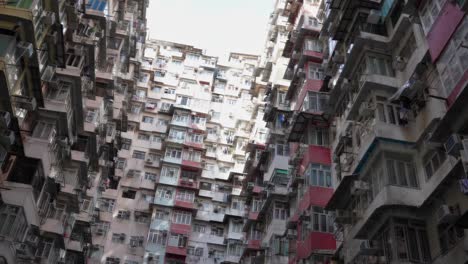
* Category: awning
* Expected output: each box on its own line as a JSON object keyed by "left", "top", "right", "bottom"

{"left": 325, "top": 174, "right": 358, "bottom": 210}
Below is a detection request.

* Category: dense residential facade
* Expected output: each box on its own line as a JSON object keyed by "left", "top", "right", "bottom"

{"left": 1, "top": 0, "right": 468, "bottom": 264}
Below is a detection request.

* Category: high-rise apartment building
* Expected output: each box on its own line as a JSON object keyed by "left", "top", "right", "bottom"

{"left": 1, "top": 0, "right": 468, "bottom": 264}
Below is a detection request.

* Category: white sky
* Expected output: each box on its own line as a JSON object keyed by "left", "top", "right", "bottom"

{"left": 146, "top": 0, "right": 273, "bottom": 63}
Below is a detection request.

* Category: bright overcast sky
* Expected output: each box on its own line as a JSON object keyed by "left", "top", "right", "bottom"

{"left": 146, "top": 0, "right": 273, "bottom": 63}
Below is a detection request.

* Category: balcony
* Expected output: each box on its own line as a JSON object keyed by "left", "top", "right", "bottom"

{"left": 296, "top": 232, "right": 336, "bottom": 259}
{"left": 153, "top": 196, "right": 174, "bottom": 207}
{"left": 178, "top": 178, "right": 198, "bottom": 190}
{"left": 174, "top": 199, "right": 195, "bottom": 210}
{"left": 150, "top": 218, "right": 170, "bottom": 231}
{"left": 170, "top": 223, "right": 192, "bottom": 235}
{"left": 165, "top": 245, "right": 187, "bottom": 257}
{"left": 246, "top": 239, "right": 261, "bottom": 250}
{"left": 40, "top": 203, "right": 67, "bottom": 235}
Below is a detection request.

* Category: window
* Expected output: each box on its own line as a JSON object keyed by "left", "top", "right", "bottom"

{"left": 252, "top": 199, "right": 263, "bottom": 212}
{"left": 200, "top": 182, "right": 212, "bottom": 191}
{"left": 138, "top": 133, "right": 151, "bottom": 141}
{"left": 193, "top": 223, "right": 206, "bottom": 233}
{"left": 85, "top": 109, "right": 98, "bottom": 123}
{"left": 91, "top": 221, "right": 110, "bottom": 236}
{"left": 142, "top": 116, "right": 154, "bottom": 123}
{"left": 172, "top": 210, "right": 192, "bottom": 225}
{"left": 184, "top": 150, "right": 201, "bottom": 162}
{"left": 386, "top": 157, "right": 418, "bottom": 188}
{"left": 176, "top": 96, "right": 191, "bottom": 106}
{"left": 0, "top": 205, "right": 27, "bottom": 241}
{"left": 188, "top": 133, "right": 203, "bottom": 143}
{"left": 165, "top": 148, "right": 182, "bottom": 159}
{"left": 160, "top": 102, "right": 172, "bottom": 111}
{"left": 271, "top": 236, "right": 289, "bottom": 256}
{"left": 169, "top": 129, "right": 186, "bottom": 140}
{"left": 161, "top": 166, "right": 179, "bottom": 178}
{"left": 231, "top": 221, "right": 243, "bottom": 233}
{"left": 127, "top": 170, "right": 141, "bottom": 178}
{"left": 144, "top": 172, "right": 157, "bottom": 181}
{"left": 305, "top": 164, "right": 332, "bottom": 188}
{"left": 116, "top": 158, "right": 126, "bottom": 169}
{"left": 191, "top": 116, "right": 206, "bottom": 125}
{"left": 227, "top": 242, "right": 243, "bottom": 257}
{"left": 122, "top": 189, "right": 136, "bottom": 199}
{"left": 310, "top": 207, "right": 334, "bottom": 233}
{"left": 168, "top": 234, "right": 188, "bottom": 247}
{"left": 304, "top": 38, "right": 322, "bottom": 52}
{"left": 47, "top": 82, "right": 69, "bottom": 100}
{"left": 121, "top": 138, "right": 131, "bottom": 150}
{"left": 176, "top": 190, "right": 195, "bottom": 202}
{"left": 33, "top": 120, "right": 55, "bottom": 140}
{"left": 376, "top": 96, "right": 404, "bottom": 125}
{"left": 152, "top": 86, "right": 162, "bottom": 93}
{"left": 35, "top": 237, "right": 54, "bottom": 258}
{"left": 211, "top": 226, "right": 224, "bottom": 236}
{"left": 130, "top": 104, "right": 141, "bottom": 114}
{"left": 156, "top": 187, "right": 174, "bottom": 199}
{"left": 188, "top": 246, "right": 204, "bottom": 256}
{"left": 211, "top": 111, "right": 221, "bottom": 120}
{"left": 155, "top": 209, "right": 170, "bottom": 220}
{"left": 276, "top": 143, "right": 289, "bottom": 156}
{"left": 308, "top": 63, "right": 324, "bottom": 80}
{"left": 366, "top": 55, "right": 395, "bottom": 76}
{"left": 129, "top": 236, "right": 144, "bottom": 247}
{"left": 157, "top": 118, "right": 169, "bottom": 126}
{"left": 438, "top": 209, "right": 465, "bottom": 254}
{"left": 376, "top": 219, "right": 430, "bottom": 263}
{"left": 423, "top": 150, "right": 446, "bottom": 179}
{"left": 106, "top": 257, "right": 121, "bottom": 264}
{"left": 419, "top": 0, "right": 445, "bottom": 34}
{"left": 111, "top": 233, "right": 126, "bottom": 244}
{"left": 132, "top": 150, "right": 146, "bottom": 160}
{"left": 307, "top": 128, "right": 329, "bottom": 146}
{"left": 117, "top": 210, "right": 131, "bottom": 220}
{"left": 100, "top": 198, "right": 115, "bottom": 212}
{"left": 273, "top": 203, "right": 288, "bottom": 220}
{"left": 303, "top": 92, "right": 328, "bottom": 112}
{"left": 227, "top": 99, "right": 237, "bottom": 105}
{"left": 148, "top": 230, "right": 167, "bottom": 245}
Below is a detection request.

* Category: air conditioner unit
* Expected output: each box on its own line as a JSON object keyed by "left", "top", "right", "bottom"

{"left": 437, "top": 204, "right": 458, "bottom": 225}
{"left": 0, "top": 129, "right": 15, "bottom": 146}
{"left": 359, "top": 103, "right": 374, "bottom": 118}
{"left": 42, "top": 11, "right": 56, "bottom": 26}
{"left": 367, "top": 9, "right": 381, "bottom": 24}
{"left": 247, "top": 182, "right": 255, "bottom": 189}
{"left": 392, "top": 56, "right": 407, "bottom": 71}
{"left": 351, "top": 180, "right": 370, "bottom": 196}
{"left": 445, "top": 134, "right": 462, "bottom": 157}
{"left": 11, "top": 95, "right": 37, "bottom": 110}
{"left": 146, "top": 158, "right": 153, "bottom": 164}
{"left": 0, "top": 111, "right": 11, "bottom": 129}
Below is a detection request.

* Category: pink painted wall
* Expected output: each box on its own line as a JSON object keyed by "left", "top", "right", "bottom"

{"left": 170, "top": 223, "right": 191, "bottom": 235}
{"left": 298, "top": 145, "right": 331, "bottom": 175}
{"left": 303, "top": 50, "right": 323, "bottom": 63}
{"left": 296, "top": 232, "right": 336, "bottom": 259}
{"left": 294, "top": 78, "right": 323, "bottom": 111}
{"left": 181, "top": 160, "right": 202, "bottom": 169}
{"left": 247, "top": 239, "right": 261, "bottom": 250}
{"left": 298, "top": 186, "right": 334, "bottom": 212}
{"left": 165, "top": 245, "right": 187, "bottom": 256}
{"left": 174, "top": 199, "right": 194, "bottom": 210}
{"left": 426, "top": 2, "right": 464, "bottom": 62}
{"left": 248, "top": 212, "right": 259, "bottom": 220}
